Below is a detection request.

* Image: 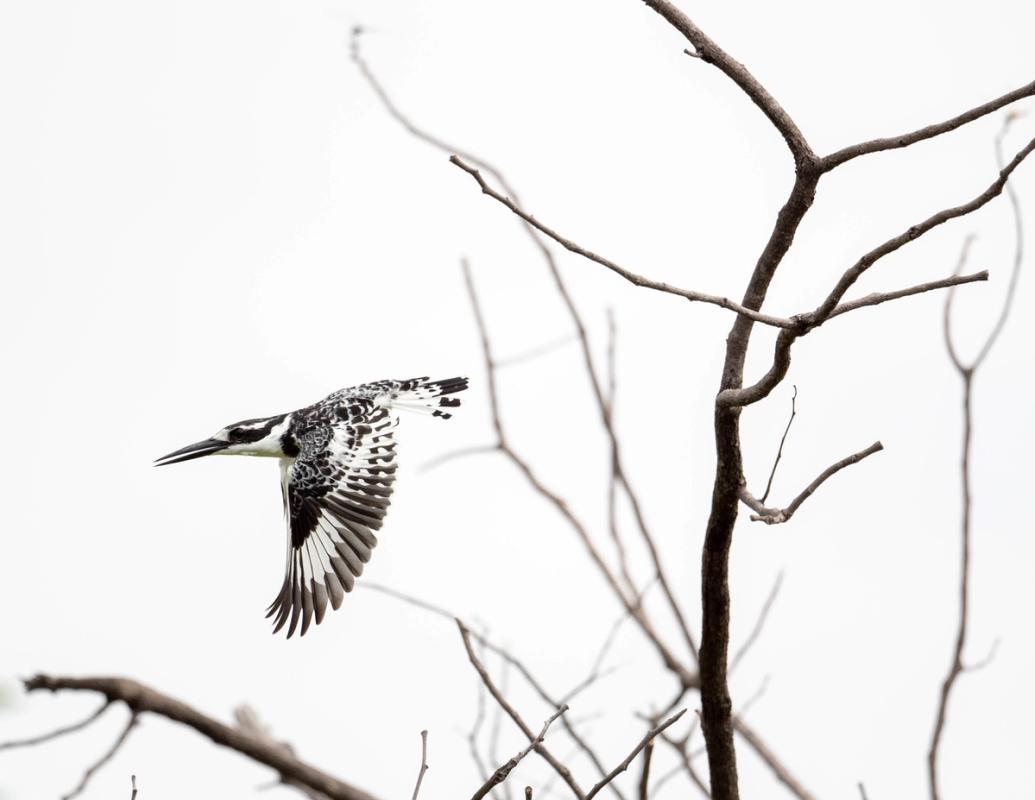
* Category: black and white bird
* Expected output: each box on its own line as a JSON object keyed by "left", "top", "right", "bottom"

{"left": 155, "top": 376, "right": 468, "bottom": 638}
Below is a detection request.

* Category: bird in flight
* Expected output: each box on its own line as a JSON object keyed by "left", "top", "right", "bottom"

{"left": 155, "top": 376, "right": 468, "bottom": 637}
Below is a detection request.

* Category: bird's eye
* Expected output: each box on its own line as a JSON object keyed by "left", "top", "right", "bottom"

{"left": 227, "top": 428, "right": 244, "bottom": 443}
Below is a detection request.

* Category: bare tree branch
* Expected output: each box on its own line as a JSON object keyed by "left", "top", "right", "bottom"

{"left": 825, "top": 271, "right": 989, "bottom": 321}
{"left": 362, "top": 579, "right": 624, "bottom": 796}
{"left": 637, "top": 740, "right": 654, "bottom": 800}
{"left": 354, "top": 26, "right": 699, "bottom": 687}
{"left": 584, "top": 710, "right": 687, "bottom": 800}
{"left": 472, "top": 707, "right": 569, "bottom": 800}
{"left": 740, "top": 441, "right": 884, "bottom": 524}
{"left": 821, "top": 81, "right": 1035, "bottom": 170}
{"left": 450, "top": 156, "right": 795, "bottom": 330}
{"left": 929, "top": 114, "right": 1026, "bottom": 800}
{"left": 732, "top": 719, "right": 818, "bottom": 800}
{"left": 462, "top": 260, "right": 698, "bottom": 691}
{"left": 62, "top": 711, "right": 139, "bottom": 800}
{"left": 22, "top": 675, "right": 380, "bottom": 800}
{"left": 760, "top": 388, "right": 797, "bottom": 505}
{"left": 730, "top": 572, "right": 784, "bottom": 674}
{"left": 638, "top": 0, "right": 816, "bottom": 169}
{"left": 411, "top": 730, "right": 430, "bottom": 800}
{"left": 0, "top": 699, "right": 111, "bottom": 751}
{"left": 457, "top": 619, "right": 587, "bottom": 800}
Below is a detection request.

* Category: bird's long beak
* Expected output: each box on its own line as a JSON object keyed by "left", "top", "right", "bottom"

{"left": 154, "top": 438, "right": 226, "bottom": 466}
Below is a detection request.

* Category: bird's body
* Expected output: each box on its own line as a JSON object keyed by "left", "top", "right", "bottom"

{"left": 155, "top": 376, "right": 468, "bottom": 637}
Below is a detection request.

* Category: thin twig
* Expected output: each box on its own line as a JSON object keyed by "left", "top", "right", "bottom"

{"left": 821, "top": 81, "right": 1035, "bottom": 169}
{"left": 471, "top": 707, "right": 568, "bottom": 800}
{"left": 760, "top": 387, "right": 797, "bottom": 504}
{"left": 411, "top": 730, "right": 430, "bottom": 800}
{"left": 62, "top": 711, "right": 139, "bottom": 800}
{"left": 730, "top": 572, "right": 784, "bottom": 674}
{"left": 457, "top": 619, "right": 587, "bottom": 800}
{"left": 740, "top": 442, "right": 884, "bottom": 524}
{"left": 584, "top": 711, "right": 687, "bottom": 800}
{"left": 131, "top": 775, "right": 138, "bottom": 799}
{"left": 637, "top": 740, "right": 654, "bottom": 800}
{"left": 363, "top": 579, "right": 621, "bottom": 796}
{"left": 450, "top": 156, "right": 795, "bottom": 329}
{"left": 732, "top": 719, "right": 817, "bottom": 800}
{"left": 0, "top": 700, "right": 111, "bottom": 750}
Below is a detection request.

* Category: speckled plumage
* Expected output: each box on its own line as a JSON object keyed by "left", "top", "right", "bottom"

{"left": 156, "top": 376, "right": 468, "bottom": 638}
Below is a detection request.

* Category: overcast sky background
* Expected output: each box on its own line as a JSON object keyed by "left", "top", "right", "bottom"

{"left": 2, "top": 1, "right": 1033, "bottom": 798}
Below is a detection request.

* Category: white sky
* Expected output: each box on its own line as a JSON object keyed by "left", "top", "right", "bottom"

{"left": 1, "top": 1, "right": 1033, "bottom": 798}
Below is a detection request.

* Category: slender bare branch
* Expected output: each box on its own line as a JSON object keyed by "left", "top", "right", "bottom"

{"left": 0, "top": 699, "right": 111, "bottom": 751}
{"left": 22, "top": 675, "right": 380, "bottom": 800}
{"left": 457, "top": 619, "right": 587, "bottom": 800}
{"left": 826, "top": 271, "right": 989, "bottom": 321}
{"left": 451, "top": 156, "right": 795, "bottom": 329}
{"left": 411, "top": 731, "right": 430, "bottom": 800}
{"left": 655, "top": 732, "right": 710, "bottom": 798}
{"left": 472, "top": 707, "right": 568, "bottom": 800}
{"left": 419, "top": 444, "right": 500, "bottom": 473}
{"left": 730, "top": 572, "right": 784, "bottom": 674}
{"left": 362, "top": 579, "right": 622, "bottom": 796}
{"left": 760, "top": 388, "right": 798, "bottom": 505}
{"left": 733, "top": 719, "right": 818, "bottom": 800}
{"left": 495, "top": 334, "right": 579, "bottom": 368}
{"left": 353, "top": 31, "right": 699, "bottom": 686}
{"left": 463, "top": 260, "right": 698, "bottom": 690}
{"left": 585, "top": 711, "right": 687, "bottom": 800}
{"left": 821, "top": 81, "right": 1035, "bottom": 170}
{"left": 62, "top": 711, "right": 139, "bottom": 800}
{"left": 930, "top": 114, "right": 1026, "bottom": 800}
{"left": 605, "top": 309, "right": 637, "bottom": 598}
{"left": 740, "top": 442, "right": 884, "bottom": 524}
{"left": 131, "top": 775, "right": 138, "bottom": 800}
{"left": 637, "top": 740, "right": 654, "bottom": 800}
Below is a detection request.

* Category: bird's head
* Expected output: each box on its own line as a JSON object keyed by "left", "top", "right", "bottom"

{"left": 154, "top": 413, "right": 291, "bottom": 466}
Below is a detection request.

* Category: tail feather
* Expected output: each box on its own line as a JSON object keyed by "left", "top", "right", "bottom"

{"left": 391, "top": 376, "right": 469, "bottom": 419}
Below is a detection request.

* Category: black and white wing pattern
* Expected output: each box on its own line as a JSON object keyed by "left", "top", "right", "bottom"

{"left": 266, "top": 376, "right": 467, "bottom": 637}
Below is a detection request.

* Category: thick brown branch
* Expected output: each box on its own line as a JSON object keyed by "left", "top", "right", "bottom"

{"left": 740, "top": 441, "right": 884, "bottom": 524}
{"left": 637, "top": 1, "right": 817, "bottom": 170}
{"left": 451, "top": 156, "right": 795, "bottom": 330}
{"left": 23, "top": 675, "right": 380, "bottom": 800}
{"left": 723, "top": 138, "right": 1033, "bottom": 409}
{"left": 821, "top": 80, "right": 1035, "bottom": 170}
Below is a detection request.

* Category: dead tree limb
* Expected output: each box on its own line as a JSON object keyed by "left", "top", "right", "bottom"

{"left": 21, "top": 675, "right": 380, "bottom": 800}
{"left": 929, "top": 114, "right": 1025, "bottom": 800}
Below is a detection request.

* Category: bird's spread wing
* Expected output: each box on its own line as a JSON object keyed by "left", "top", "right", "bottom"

{"left": 266, "top": 400, "right": 398, "bottom": 637}
{"left": 265, "top": 376, "right": 468, "bottom": 637}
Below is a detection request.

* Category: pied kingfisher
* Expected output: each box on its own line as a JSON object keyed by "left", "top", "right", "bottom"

{"left": 155, "top": 376, "right": 468, "bottom": 637}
